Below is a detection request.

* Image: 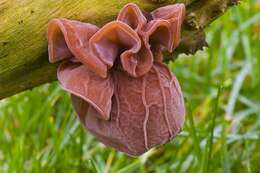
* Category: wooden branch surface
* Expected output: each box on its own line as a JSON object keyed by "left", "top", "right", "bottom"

{"left": 0, "top": 0, "right": 239, "bottom": 99}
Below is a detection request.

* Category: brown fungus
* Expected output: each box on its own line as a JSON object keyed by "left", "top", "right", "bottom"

{"left": 48, "top": 3, "right": 186, "bottom": 156}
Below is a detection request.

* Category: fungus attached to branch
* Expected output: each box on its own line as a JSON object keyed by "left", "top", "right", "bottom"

{"left": 48, "top": 3, "right": 186, "bottom": 156}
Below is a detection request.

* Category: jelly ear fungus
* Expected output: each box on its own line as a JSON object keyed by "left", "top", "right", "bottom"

{"left": 48, "top": 3, "right": 186, "bottom": 156}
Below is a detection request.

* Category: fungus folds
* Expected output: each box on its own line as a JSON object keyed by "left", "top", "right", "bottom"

{"left": 48, "top": 3, "right": 186, "bottom": 156}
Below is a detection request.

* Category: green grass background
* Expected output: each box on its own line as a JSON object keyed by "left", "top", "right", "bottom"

{"left": 0, "top": 0, "right": 260, "bottom": 172}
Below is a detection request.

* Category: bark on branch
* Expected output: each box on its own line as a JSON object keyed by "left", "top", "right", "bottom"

{"left": 0, "top": 0, "right": 239, "bottom": 99}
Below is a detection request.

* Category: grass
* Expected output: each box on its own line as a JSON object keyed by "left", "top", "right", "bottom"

{"left": 0, "top": 0, "right": 260, "bottom": 172}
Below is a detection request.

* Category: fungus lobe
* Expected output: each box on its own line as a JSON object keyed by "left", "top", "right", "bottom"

{"left": 48, "top": 3, "right": 186, "bottom": 156}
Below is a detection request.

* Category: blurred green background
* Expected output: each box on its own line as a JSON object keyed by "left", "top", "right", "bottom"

{"left": 0, "top": 0, "right": 260, "bottom": 172}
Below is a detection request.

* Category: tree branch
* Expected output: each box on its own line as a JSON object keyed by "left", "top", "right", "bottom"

{"left": 0, "top": 0, "right": 239, "bottom": 99}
